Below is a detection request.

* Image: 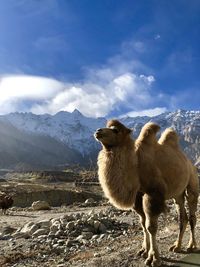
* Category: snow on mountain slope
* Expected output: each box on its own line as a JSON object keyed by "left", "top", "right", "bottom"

{"left": 1, "top": 109, "right": 106, "bottom": 155}
{"left": 1, "top": 109, "right": 200, "bottom": 163}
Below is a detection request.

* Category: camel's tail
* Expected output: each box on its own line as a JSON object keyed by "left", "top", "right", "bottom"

{"left": 158, "top": 128, "right": 179, "bottom": 148}
{"left": 136, "top": 122, "right": 160, "bottom": 145}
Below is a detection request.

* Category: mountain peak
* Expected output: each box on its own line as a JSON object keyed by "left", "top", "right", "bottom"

{"left": 1, "top": 109, "right": 200, "bottom": 168}
{"left": 72, "top": 109, "right": 83, "bottom": 116}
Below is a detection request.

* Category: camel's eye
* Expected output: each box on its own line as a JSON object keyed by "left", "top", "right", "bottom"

{"left": 109, "top": 126, "right": 119, "bottom": 134}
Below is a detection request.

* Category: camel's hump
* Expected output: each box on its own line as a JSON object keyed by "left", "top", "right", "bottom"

{"left": 137, "top": 122, "right": 160, "bottom": 143}
{"left": 158, "top": 128, "right": 179, "bottom": 148}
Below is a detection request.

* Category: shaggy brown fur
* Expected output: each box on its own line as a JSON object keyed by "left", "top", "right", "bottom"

{"left": 0, "top": 192, "right": 13, "bottom": 215}
{"left": 95, "top": 120, "right": 199, "bottom": 267}
{"left": 95, "top": 120, "right": 139, "bottom": 209}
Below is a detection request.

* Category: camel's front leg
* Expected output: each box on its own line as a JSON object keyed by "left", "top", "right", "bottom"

{"left": 137, "top": 214, "right": 150, "bottom": 258}
{"left": 143, "top": 194, "right": 164, "bottom": 267}
{"left": 134, "top": 192, "right": 150, "bottom": 258}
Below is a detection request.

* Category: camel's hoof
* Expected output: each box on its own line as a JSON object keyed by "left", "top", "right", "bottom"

{"left": 169, "top": 245, "right": 181, "bottom": 253}
{"left": 137, "top": 248, "right": 148, "bottom": 258}
{"left": 151, "top": 259, "right": 162, "bottom": 267}
{"left": 145, "top": 257, "right": 152, "bottom": 266}
{"left": 187, "top": 246, "right": 197, "bottom": 253}
{"left": 145, "top": 256, "right": 161, "bottom": 267}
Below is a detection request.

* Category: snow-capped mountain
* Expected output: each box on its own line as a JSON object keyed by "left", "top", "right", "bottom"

{"left": 0, "top": 109, "right": 199, "bottom": 169}
{"left": 1, "top": 109, "right": 106, "bottom": 156}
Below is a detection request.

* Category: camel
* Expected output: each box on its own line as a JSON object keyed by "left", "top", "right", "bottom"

{"left": 94, "top": 120, "right": 199, "bottom": 267}
{"left": 0, "top": 192, "right": 13, "bottom": 215}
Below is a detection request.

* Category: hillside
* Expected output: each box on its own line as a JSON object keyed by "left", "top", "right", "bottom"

{"left": 0, "top": 120, "right": 83, "bottom": 170}
{"left": 0, "top": 109, "right": 199, "bottom": 170}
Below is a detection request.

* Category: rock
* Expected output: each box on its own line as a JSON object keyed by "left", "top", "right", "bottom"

{"left": 48, "top": 231, "right": 56, "bottom": 238}
{"left": 99, "top": 234, "right": 106, "bottom": 240}
{"left": 32, "top": 201, "right": 50, "bottom": 210}
{"left": 96, "top": 211, "right": 104, "bottom": 220}
{"left": 65, "top": 239, "right": 76, "bottom": 247}
{"left": 51, "top": 218, "right": 60, "bottom": 224}
{"left": 88, "top": 209, "right": 95, "bottom": 216}
{"left": 66, "top": 221, "right": 75, "bottom": 231}
{"left": 32, "top": 229, "right": 48, "bottom": 237}
{"left": 20, "top": 222, "right": 39, "bottom": 235}
{"left": 73, "top": 213, "right": 82, "bottom": 220}
{"left": 99, "top": 223, "right": 107, "bottom": 233}
{"left": 76, "top": 235, "right": 84, "bottom": 241}
{"left": 85, "top": 198, "right": 95, "bottom": 204}
{"left": 91, "top": 235, "right": 99, "bottom": 240}
{"left": 37, "top": 219, "right": 51, "bottom": 228}
{"left": 94, "top": 220, "right": 101, "bottom": 231}
{"left": 87, "top": 218, "right": 94, "bottom": 226}
{"left": 0, "top": 234, "right": 12, "bottom": 240}
{"left": 37, "top": 235, "right": 48, "bottom": 240}
{"left": 61, "top": 214, "right": 73, "bottom": 221}
{"left": 68, "top": 230, "right": 79, "bottom": 238}
{"left": 52, "top": 243, "right": 60, "bottom": 249}
{"left": 81, "top": 214, "right": 88, "bottom": 222}
{"left": 76, "top": 219, "right": 82, "bottom": 225}
{"left": 81, "top": 231, "right": 93, "bottom": 240}
{"left": 12, "top": 232, "right": 30, "bottom": 239}
{"left": 9, "top": 204, "right": 132, "bottom": 255}
{"left": 0, "top": 226, "right": 16, "bottom": 235}
{"left": 55, "top": 230, "right": 63, "bottom": 237}
{"left": 57, "top": 240, "right": 65, "bottom": 245}
{"left": 50, "top": 224, "right": 59, "bottom": 233}
{"left": 82, "top": 224, "right": 93, "bottom": 231}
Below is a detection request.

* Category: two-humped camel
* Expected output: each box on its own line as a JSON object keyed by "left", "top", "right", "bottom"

{"left": 94, "top": 120, "right": 199, "bottom": 267}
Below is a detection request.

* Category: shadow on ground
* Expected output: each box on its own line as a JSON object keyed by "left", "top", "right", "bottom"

{"left": 162, "top": 251, "right": 200, "bottom": 267}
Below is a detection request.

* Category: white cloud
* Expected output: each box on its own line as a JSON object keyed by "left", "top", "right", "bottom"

{"left": 0, "top": 36, "right": 168, "bottom": 118}
{"left": 121, "top": 107, "right": 167, "bottom": 118}
{"left": 0, "top": 75, "right": 63, "bottom": 100}
{"left": 154, "top": 34, "right": 161, "bottom": 40}
{"left": 0, "top": 75, "right": 64, "bottom": 114}
{"left": 139, "top": 74, "right": 155, "bottom": 85}
{"left": 0, "top": 70, "right": 158, "bottom": 117}
{"left": 31, "top": 72, "right": 156, "bottom": 117}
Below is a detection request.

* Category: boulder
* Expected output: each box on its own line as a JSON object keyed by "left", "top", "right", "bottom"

{"left": 31, "top": 201, "right": 50, "bottom": 210}
{"left": 32, "top": 228, "right": 48, "bottom": 237}
{"left": 20, "top": 222, "right": 39, "bottom": 235}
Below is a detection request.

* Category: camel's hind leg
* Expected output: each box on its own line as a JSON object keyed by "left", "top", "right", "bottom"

{"left": 186, "top": 187, "right": 198, "bottom": 252}
{"left": 169, "top": 193, "right": 188, "bottom": 252}
{"left": 142, "top": 193, "right": 165, "bottom": 267}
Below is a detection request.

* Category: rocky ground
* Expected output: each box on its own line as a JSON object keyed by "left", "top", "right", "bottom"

{"left": 0, "top": 197, "right": 200, "bottom": 267}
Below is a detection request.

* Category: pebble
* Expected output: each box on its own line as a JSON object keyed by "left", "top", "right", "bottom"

{"left": 66, "top": 221, "right": 75, "bottom": 231}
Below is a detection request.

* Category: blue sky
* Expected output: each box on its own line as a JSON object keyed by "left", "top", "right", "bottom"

{"left": 0, "top": 0, "right": 199, "bottom": 117}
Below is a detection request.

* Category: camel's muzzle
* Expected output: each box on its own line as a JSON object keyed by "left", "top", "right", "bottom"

{"left": 94, "top": 128, "right": 103, "bottom": 140}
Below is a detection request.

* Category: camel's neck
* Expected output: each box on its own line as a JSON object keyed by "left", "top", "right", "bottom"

{"left": 97, "top": 140, "right": 140, "bottom": 210}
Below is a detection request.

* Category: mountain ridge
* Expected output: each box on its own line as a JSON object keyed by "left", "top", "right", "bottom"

{"left": 0, "top": 109, "right": 199, "bottom": 170}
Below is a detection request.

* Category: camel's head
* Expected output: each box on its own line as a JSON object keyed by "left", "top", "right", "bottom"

{"left": 94, "top": 120, "right": 132, "bottom": 148}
